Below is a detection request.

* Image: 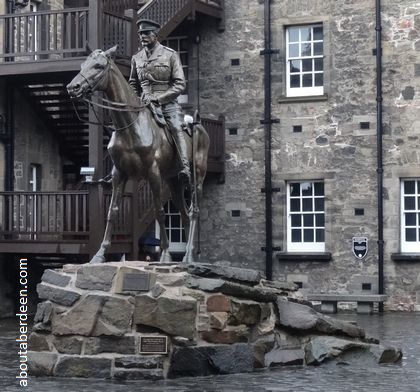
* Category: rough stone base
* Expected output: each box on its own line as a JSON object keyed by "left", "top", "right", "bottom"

{"left": 28, "top": 261, "right": 402, "bottom": 379}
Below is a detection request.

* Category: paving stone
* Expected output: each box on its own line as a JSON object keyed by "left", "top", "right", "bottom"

{"left": 157, "top": 272, "right": 188, "bottom": 287}
{"left": 94, "top": 296, "right": 134, "bottom": 336}
{"left": 34, "top": 301, "right": 54, "bottom": 324}
{"left": 265, "top": 348, "right": 305, "bottom": 367}
{"left": 114, "top": 355, "right": 164, "bottom": 369}
{"left": 28, "top": 332, "right": 51, "bottom": 352}
{"left": 54, "top": 356, "right": 112, "bottom": 378}
{"left": 369, "top": 345, "right": 403, "bottom": 364}
{"left": 41, "top": 270, "right": 72, "bottom": 287}
{"left": 209, "top": 312, "right": 229, "bottom": 330}
{"left": 186, "top": 263, "right": 263, "bottom": 285}
{"left": 151, "top": 282, "right": 166, "bottom": 298}
{"left": 276, "top": 298, "right": 365, "bottom": 339}
{"left": 134, "top": 293, "right": 197, "bottom": 339}
{"left": 51, "top": 294, "right": 103, "bottom": 336}
{"left": 253, "top": 337, "right": 276, "bottom": 368}
{"left": 113, "top": 369, "right": 164, "bottom": 380}
{"left": 228, "top": 298, "right": 261, "bottom": 325}
{"left": 168, "top": 343, "right": 254, "bottom": 378}
{"left": 37, "top": 283, "right": 81, "bottom": 307}
{"left": 201, "top": 325, "right": 249, "bottom": 344}
{"left": 75, "top": 264, "right": 118, "bottom": 291}
{"left": 207, "top": 293, "right": 231, "bottom": 312}
{"left": 171, "top": 336, "right": 196, "bottom": 347}
{"left": 84, "top": 336, "right": 136, "bottom": 355}
{"left": 186, "top": 277, "right": 280, "bottom": 302}
{"left": 27, "top": 351, "right": 58, "bottom": 376}
{"left": 53, "top": 336, "right": 83, "bottom": 354}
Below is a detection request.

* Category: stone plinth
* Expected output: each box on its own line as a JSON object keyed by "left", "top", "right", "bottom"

{"left": 28, "top": 261, "right": 402, "bottom": 379}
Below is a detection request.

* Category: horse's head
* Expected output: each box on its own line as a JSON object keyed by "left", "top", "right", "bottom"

{"left": 67, "top": 45, "right": 118, "bottom": 99}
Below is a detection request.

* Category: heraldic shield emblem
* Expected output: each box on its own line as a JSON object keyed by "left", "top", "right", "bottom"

{"left": 352, "top": 237, "right": 368, "bottom": 259}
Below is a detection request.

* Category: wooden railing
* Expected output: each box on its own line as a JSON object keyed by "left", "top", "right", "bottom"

{"left": 0, "top": 190, "right": 134, "bottom": 242}
{"left": 0, "top": 116, "right": 225, "bottom": 249}
{"left": 0, "top": 8, "right": 89, "bottom": 61}
{"left": 0, "top": 191, "right": 89, "bottom": 241}
{"left": 140, "top": 0, "right": 189, "bottom": 28}
{"left": 139, "top": 0, "right": 223, "bottom": 38}
{"left": 0, "top": 3, "right": 136, "bottom": 63}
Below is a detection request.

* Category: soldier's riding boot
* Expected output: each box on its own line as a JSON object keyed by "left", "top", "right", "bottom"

{"left": 174, "top": 129, "right": 191, "bottom": 184}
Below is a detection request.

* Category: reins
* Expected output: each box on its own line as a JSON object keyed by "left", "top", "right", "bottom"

{"left": 71, "top": 96, "right": 147, "bottom": 132}
{"left": 71, "top": 53, "right": 146, "bottom": 131}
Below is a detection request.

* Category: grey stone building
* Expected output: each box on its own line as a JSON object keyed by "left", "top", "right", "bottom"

{"left": 194, "top": 0, "right": 420, "bottom": 311}
{"left": 0, "top": 0, "right": 419, "bottom": 312}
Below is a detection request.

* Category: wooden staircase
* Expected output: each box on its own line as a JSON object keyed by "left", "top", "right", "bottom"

{"left": 138, "top": 0, "right": 225, "bottom": 39}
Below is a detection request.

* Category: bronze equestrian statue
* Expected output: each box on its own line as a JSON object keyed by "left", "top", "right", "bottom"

{"left": 129, "top": 19, "right": 191, "bottom": 185}
{"left": 66, "top": 43, "right": 209, "bottom": 264}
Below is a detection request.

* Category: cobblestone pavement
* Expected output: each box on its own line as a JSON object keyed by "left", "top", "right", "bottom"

{"left": 1, "top": 313, "right": 420, "bottom": 392}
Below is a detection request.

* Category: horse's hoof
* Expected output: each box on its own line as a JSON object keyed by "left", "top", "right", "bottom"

{"left": 182, "top": 253, "right": 195, "bottom": 264}
{"left": 159, "top": 251, "right": 172, "bottom": 263}
{"left": 89, "top": 255, "right": 105, "bottom": 264}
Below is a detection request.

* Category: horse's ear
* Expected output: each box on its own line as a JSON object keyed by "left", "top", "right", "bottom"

{"left": 105, "top": 45, "right": 118, "bottom": 59}
{"left": 85, "top": 42, "right": 93, "bottom": 55}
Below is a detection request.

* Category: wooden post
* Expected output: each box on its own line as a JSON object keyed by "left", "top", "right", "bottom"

{"left": 88, "top": 0, "right": 103, "bottom": 49}
{"left": 131, "top": 4, "right": 139, "bottom": 55}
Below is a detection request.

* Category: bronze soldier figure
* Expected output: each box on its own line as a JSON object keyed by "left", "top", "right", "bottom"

{"left": 129, "top": 19, "right": 191, "bottom": 184}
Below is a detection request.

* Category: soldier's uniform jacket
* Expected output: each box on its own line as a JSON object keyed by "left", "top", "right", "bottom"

{"left": 129, "top": 42, "right": 186, "bottom": 106}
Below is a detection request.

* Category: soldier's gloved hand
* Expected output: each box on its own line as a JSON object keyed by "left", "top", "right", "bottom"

{"left": 141, "top": 92, "right": 159, "bottom": 106}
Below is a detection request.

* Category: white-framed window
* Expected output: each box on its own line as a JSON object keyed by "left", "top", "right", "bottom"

{"left": 162, "top": 36, "right": 189, "bottom": 104}
{"left": 401, "top": 179, "right": 420, "bottom": 253}
{"left": 155, "top": 200, "right": 186, "bottom": 253}
{"left": 286, "top": 24, "right": 324, "bottom": 97}
{"left": 287, "top": 181, "right": 325, "bottom": 252}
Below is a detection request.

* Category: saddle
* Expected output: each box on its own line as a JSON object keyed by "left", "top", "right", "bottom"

{"left": 148, "top": 102, "right": 193, "bottom": 137}
{"left": 148, "top": 102, "right": 167, "bottom": 128}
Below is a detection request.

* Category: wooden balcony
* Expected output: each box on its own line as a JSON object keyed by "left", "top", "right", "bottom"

{"left": 0, "top": 116, "right": 225, "bottom": 257}
{"left": 0, "top": 1, "right": 138, "bottom": 77}
{"left": 0, "top": 186, "right": 141, "bottom": 257}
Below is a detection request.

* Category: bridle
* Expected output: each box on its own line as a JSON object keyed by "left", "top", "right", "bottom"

{"left": 70, "top": 51, "right": 146, "bottom": 131}
{"left": 78, "top": 53, "right": 111, "bottom": 97}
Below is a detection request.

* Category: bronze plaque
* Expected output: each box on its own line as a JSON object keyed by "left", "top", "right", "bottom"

{"left": 122, "top": 273, "right": 150, "bottom": 292}
{"left": 139, "top": 336, "right": 168, "bottom": 354}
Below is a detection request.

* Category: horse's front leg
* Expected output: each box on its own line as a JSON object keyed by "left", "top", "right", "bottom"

{"left": 90, "top": 169, "right": 127, "bottom": 264}
{"left": 183, "top": 181, "right": 203, "bottom": 264}
{"left": 148, "top": 163, "right": 172, "bottom": 263}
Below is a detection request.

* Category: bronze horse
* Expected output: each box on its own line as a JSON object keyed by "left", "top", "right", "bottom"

{"left": 66, "top": 46, "right": 209, "bottom": 263}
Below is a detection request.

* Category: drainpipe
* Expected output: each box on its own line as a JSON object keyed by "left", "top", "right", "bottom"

{"left": 375, "top": 0, "right": 384, "bottom": 311}
{"left": 260, "top": 0, "right": 279, "bottom": 280}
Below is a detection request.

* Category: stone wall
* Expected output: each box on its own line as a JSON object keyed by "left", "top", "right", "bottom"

{"left": 196, "top": 0, "right": 420, "bottom": 310}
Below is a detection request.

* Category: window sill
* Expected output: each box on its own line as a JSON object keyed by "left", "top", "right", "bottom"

{"left": 391, "top": 253, "right": 420, "bottom": 262}
{"left": 278, "top": 94, "right": 328, "bottom": 104}
{"left": 277, "top": 252, "right": 332, "bottom": 262}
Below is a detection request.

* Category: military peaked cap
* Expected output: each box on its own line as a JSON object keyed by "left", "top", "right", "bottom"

{"left": 137, "top": 19, "right": 161, "bottom": 32}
